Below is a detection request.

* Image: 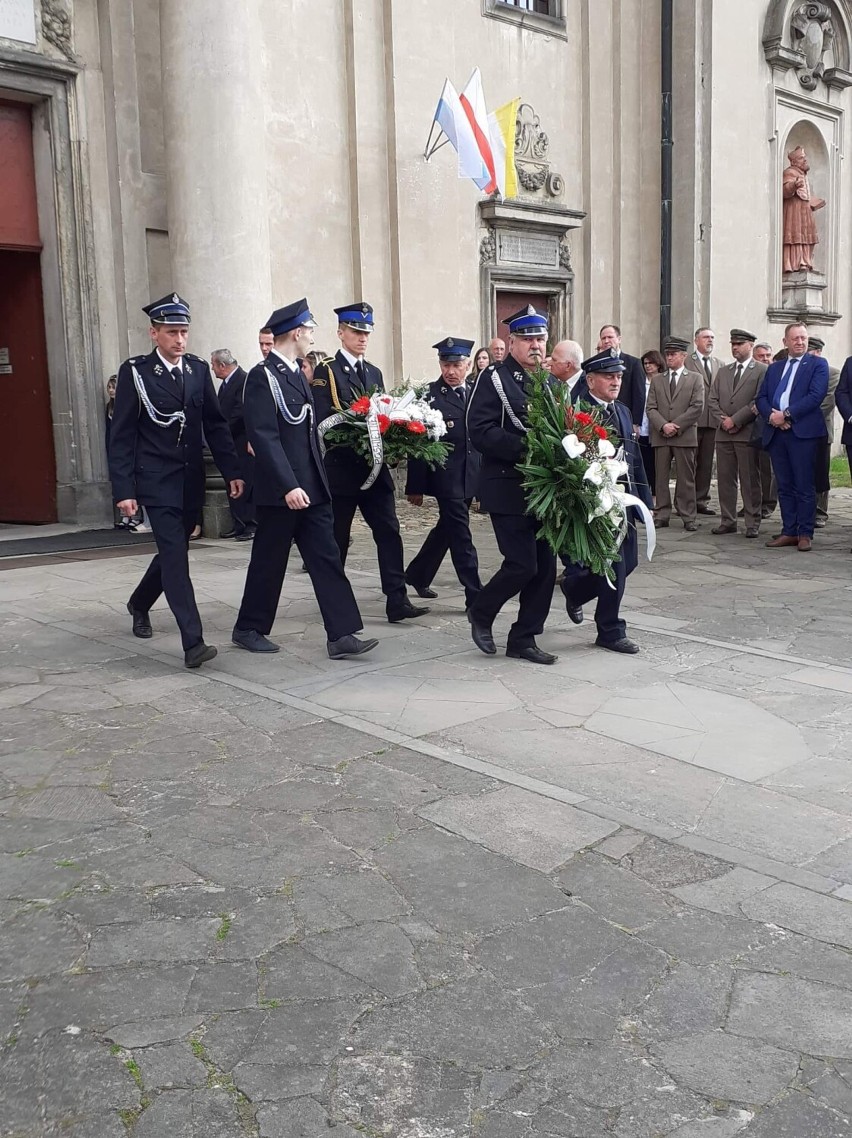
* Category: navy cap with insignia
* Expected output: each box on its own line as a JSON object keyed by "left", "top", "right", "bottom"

{"left": 663, "top": 336, "right": 691, "bottom": 352}
{"left": 582, "top": 348, "right": 626, "bottom": 375}
{"left": 730, "top": 328, "right": 757, "bottom": 343}
{"left": 503, "top": 304, "right": 548, "bottom": 337}
{"left": 265, "top": 298, "right": 317, "bottom": 337}
{"left": 143, "top": 293, "right": 191, "bottom": 325}
{"left": 807, "top": 335, "right": 825, "bottom": 351}
{"left": 433, "top": 336, "right": 474, "bottom": 361}
{"left": 334, "top": 302, "right": 374, "bottom": 332}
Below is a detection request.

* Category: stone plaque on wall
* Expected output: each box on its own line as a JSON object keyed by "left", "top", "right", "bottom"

{"left": 498, "top": 231, "right": 560, "bottom": 268}
{"left": 0, "top": 0, "right": 36, "bottom": 43}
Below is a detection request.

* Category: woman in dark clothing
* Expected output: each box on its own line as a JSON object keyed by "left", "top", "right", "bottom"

{"left": 639, "top": 351, "right": 665, "bottom": 501}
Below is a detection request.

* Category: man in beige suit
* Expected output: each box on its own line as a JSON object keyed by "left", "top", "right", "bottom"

{"left": 647, "top": 336, "right": 705, "bottom": 531}
{"left": 709, "top": 329, "right": 766, "bottom": 538}
{"left": 685, "top": 327, "right": 723, "bottom": 514}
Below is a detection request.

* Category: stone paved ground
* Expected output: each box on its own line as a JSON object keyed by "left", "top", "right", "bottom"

{"left": 1, "top": 492, "right": 852, "bottom": 1137}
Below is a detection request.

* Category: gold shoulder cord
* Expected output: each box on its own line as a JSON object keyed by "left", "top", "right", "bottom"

{"left": 323, "top": 357, "right": 343, "bottom": 412}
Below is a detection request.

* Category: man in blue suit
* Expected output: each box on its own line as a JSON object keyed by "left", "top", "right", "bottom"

{"left": 110, "top": 294, "right": 244, "bottom": 668}
{"left": 561, "top": 350, "right": 653, "bottom": 654}
{"left": 755, "top": 322, "right": 828, "bottom": 552}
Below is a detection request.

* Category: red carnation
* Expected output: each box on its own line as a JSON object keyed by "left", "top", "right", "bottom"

{"left": 594, "top": 426, "right": 608, "bottom": 439}
{"left": 575, "top": 411, "right": 593, "bottom": 426}
{"left": 377, "top": 414, "right": 391, "bottom": 434}
{"left": 406, "top": 420, "right": 426, "bottom": 434}
{"left": 351, "top": 396, "right": 370, "bottom": 414}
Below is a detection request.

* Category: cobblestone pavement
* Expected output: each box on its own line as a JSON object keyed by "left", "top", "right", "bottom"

{"left": 1, "top": 492, "right": 851, "bottom": 1136}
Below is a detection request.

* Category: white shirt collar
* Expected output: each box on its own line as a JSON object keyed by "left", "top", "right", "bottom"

{"left": 269, "top": 348, "right": 299, "bottom": 373}
{"left": 340, "top": 348, "right": 364, "bottom": 369}
{"left": 157, "top": 350, "right": 182, "bottom": 373}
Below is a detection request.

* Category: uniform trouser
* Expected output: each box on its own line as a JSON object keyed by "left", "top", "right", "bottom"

{"left": 847, "top": 445, "right": 852, "bottom": 484}
{"left": 766, "top": 432, "right": 819, "bottom": 539}
{"left": 638, "top": 437, "right": 656, "bottom": 498}
{"left": 235, "top": 502, "right": 362, "bottom": 641}
{"left": 814, "top": 437, "right": 831, "bottom": 518}
{"left": 228, "top": 451, "right": 256, "bottom": 532}
{"left": 470, "top": 512, "right": 556, "bottom": 650}
{"left": 758, "top": 450, "right": 777, "bottom": 512}
{"left": 129, "top": 506, "right": 202, "bottom": 651}
{"left": 653, "top": 445, "right": 697, "bottom": 524}
{"left": 405, "top": 497, "right": 482, "bottom": 608}
{"left": 560, "top": 553, "right": 627, "bottom": 645}
{"left": 716, "top": 440, "right": 761, "bottom": 529}
{"left": 332, "top": 484, "right": 406, "bottom": 606}
{"left": 695, "top": 427, "right": 716, "bottom": 506}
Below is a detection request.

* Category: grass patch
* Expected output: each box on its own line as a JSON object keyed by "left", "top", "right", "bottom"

{"left": 124, "top": 1058, "right": 144, "bottom": 1091}
{"left": 830, "top": 455, "right": 851, "bottom": 488}
{"left": 54, "top": 859, "right": 81, "bottom": 870}
{"left": 190, "top": 1036, "right": 207, "bottom": 1060}
{"left": 258, "top": 997, "right": 281, "bottom": 1009}
{"left": 215, "top": 913, "right": 233, "bottom": 942}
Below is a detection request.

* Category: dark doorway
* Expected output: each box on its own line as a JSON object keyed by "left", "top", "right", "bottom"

{"left": 0, "top": 101, "right": 57, "bottom": 523}
{"left": 495, "top": 289, "right": 558, "bottom": 345}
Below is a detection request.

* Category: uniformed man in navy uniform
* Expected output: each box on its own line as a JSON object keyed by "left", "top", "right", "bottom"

{"left": 404, "top": 336, "right": 482, "bottom": 609}
{"left": 466, "top": 306, "right": 557, "bottom": 665}
{"left": 309, "top": 303, "right": 429, "bottom": 623}
{"left": 109, "top": 294, "right": 244, "bottom": 668}
{"left": 231, "top": 299, "right": 378, "bottom": 660}
{"left": 561, "top": 350, "right": 653, "bottom": 654}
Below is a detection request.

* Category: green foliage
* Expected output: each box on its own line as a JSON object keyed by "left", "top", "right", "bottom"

{"left": 323, "top": 423, "right": 451, "bottom": 470}
{"left": 519, "top": 371, "right": 621, "bottom": 581}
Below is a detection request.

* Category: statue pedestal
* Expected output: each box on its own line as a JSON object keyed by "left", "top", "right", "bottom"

{"left": 782, "top": 269, "right": 827, "bottom": 312}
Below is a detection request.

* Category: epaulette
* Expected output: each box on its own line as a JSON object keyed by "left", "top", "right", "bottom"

{"left": 309, "top": 356, "right": 336, "bottom": 387}
{"left": 184, "top": 352, "right": 204, "bottom": 363}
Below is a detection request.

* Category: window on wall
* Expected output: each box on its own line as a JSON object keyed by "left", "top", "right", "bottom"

{"left": 484, "top": 0, "right": 566, "bottom": 36}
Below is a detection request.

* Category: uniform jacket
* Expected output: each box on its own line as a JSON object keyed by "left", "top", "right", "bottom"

{"left": 571, "top": 374, "right": 635, "bottom": 437}
{"left": 618, "top": 351, "right": 648, "bottom": 428}
{"left": 405, "top": 378, "right": 480, "bottom": 500}
{"left": 466, "top": 355, "right": 534, "bottom": 515}
{"left": 685, "top": 350, "right": 723, "bottom": 428}
{"left": 835, "top": 356, "right": 852, "bottom": 448}
{"left": 646, "top": 368, "right": 705, "bottom": 446}
{"left": 309, "top": 349, "right": 392, "bottom": 495}
{"left": 109, "top": 349, "right": 240, "bottom": 510}
{"left": 243, "top": 352, "right": 330, "bottom": 508}
{"left": 709, "top": 358, "right": 766, "bottom": 442}
{"left": 821, "top": 364, "right": 840, "bottom": 440}
{"left": 217, "top": 366, "right": 249, "bottom": 451}
{"left": 755, "top": 354, "right": 829, "bottom": 444}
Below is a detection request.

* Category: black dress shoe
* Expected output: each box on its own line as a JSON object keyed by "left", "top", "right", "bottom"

{"left": 231, "top": 628, "right": 280, "bottom": 653}
{"left": 184, "top": 642, "right": 217, "bottom": 668}
{"left": 387, "top": 600, "right": 430, "bottom": 622}
{"left": 596, "top": 637, "right": 639, "bottom": 654}
{"left": 506, "top": 645, "right": 558, "bottom": 665}
{"left": 220, "top": 529, "right": 239, "bottom": 539}
{"left": 126, "top": 601, "right": 152, "bottom": 639}
{"left": 565, "top": 600, "right": 583, "bottom": 625}
{"left": 469, "top": 617, "right": 496, "bottom": 655}
{"left": 697, "top": 505, "right": 716, "bottom": 515}
{"left": 683, "top": 521, "right": 699, "bottom": 532}
{"left": 327, "top": 634, "right": 379, "bottom": 659}
{"left": 234, "top": 529, "right": 255, "bottom": 542}
{"left": 408, "top": 584, "right": 437, "bottom": 599}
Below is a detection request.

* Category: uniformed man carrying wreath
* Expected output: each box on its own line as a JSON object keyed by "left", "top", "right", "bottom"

{"left": 309, "top": 303, "right": 429, "bottom": 624}
{"left": 109, "top": 294, "right": 244, "bottom": 668}
{"left": 466, "top": 306, "right": 558, "bottom": 665}
{"left": 231, "top": 299, "right": 378, "bottom": 661}
{"left": 405, "top": 336, "right": 482, "bottom": 609}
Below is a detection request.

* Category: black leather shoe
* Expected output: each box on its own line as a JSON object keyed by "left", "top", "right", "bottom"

{"left": 234, "top": 529, "right": 255, "bottom": 542}
{"left": 387, "top": 600, "right": 430, "bottom": 622}
{"left": 408, "top": 584, "right": 437, "bottom": 599}
{"left": 683, "top": 521, "right": 699, "bottom": 532}
{"left": 506, "top": 645, "right": 558, "bottom": 665}
{"left": 697, "top": 505, "right": 716, "bottom": 515}
{"left": 220, "top": 529, "right": 239, "bottom": 539}
{"left": 185, "top": 642, "right": 217, "bottom": 668}
{"left": 231, "top": 628, "right": 280, "bottom": 653}
{"left": 327, "top": 635, "right": 379, "bottom": 659}
{"left": 126, "top": 601, "right": 152, "bottom": 639}
{"left": 596, "top": 637, "right": 639, "bottom": 655}
{"left": 565, "top": 600, "right": 583, "bottom": 625}
{"left": 469, "top": 618, "right": 496, "bottom": 655}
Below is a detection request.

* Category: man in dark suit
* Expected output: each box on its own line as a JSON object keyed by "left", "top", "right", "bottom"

{"left": 405, "top": 337, "right": 482, "bottom": 608}
{"left": 562, "top": 351, "right": 653, "bottom": 654}
{"left": 109, "top": 293, "right": 244, "bottom": 668}
{"left": 231, "top": 299, "right": 378, "bottom": 660}
{"left": 756, "top": 322, "right": 829, "bottom": 552}
{"left": 466, "top": 305, "right": 557, "bottom": 665}
{"left": 212, "top": 349, "right": 256, "bottom": 541}
{"left": 807, "top": 336, "right": 840, "bottom": 529}
{"left": 836, "top": 356, "right": 852, "bottom": 554}
{"left": 309, "top": 303, "right": 428, "bottom": 624}
{"left": 598, "top": 324, "right": 646, "bottom": 435}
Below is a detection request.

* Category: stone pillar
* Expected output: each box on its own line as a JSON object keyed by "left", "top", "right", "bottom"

{"left": 160, "top": 0, "right": 271, "bottom": 367}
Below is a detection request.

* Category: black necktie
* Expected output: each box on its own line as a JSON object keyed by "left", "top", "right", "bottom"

{"left": 703, "top": 357, "right": 712, "bottom": 383}
{"left": 170, "top": 366, "right": 184, "bottom": 397}
{"left": 456, "top": 386, "right": 466, "bottom": 405}
{"left": 355, "top": 360, "right": 366, "bottom": 388}
{"left": 669, "top": 370, "right": 677, "bottom": 398}
{"left": 733, "top": 364, "right": 743, "bottom": 390}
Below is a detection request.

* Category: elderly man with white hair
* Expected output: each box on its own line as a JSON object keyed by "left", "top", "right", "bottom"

{"left": 549, "top": 340, "right": 584, "bottom": 391}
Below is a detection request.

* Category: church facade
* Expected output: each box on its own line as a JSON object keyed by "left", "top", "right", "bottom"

{"left": 1, "top": 0, "right": 851, "bottom": 524}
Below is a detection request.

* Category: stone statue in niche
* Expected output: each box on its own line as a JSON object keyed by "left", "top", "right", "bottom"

{"left": 790, "top": 2, "right": 835, "bottom": 89}
{"left": 782, "top": 146, "right": 825, "bottom": 273}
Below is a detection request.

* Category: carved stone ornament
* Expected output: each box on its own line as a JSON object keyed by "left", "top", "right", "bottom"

{"left": 479, "top": 228, "right": 497, "bottom": 265}
{"left": 559, "top": 237, "right": 572, "bottom": 271}
{"left": 791, "top": 2, "right": 835, "bottom": 88}
{"left": 513, "top": 103, "right": 563, "bottom": 199}
{"left": 42, "top": 0, "right": 73, "bottom": 57}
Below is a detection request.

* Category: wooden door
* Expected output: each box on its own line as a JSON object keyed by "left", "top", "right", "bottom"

{"left": 495, "top": 289, "right": 556, "bottom": 345}
{"left": 0, "top": 101, "right": 57, "bottom": 523}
